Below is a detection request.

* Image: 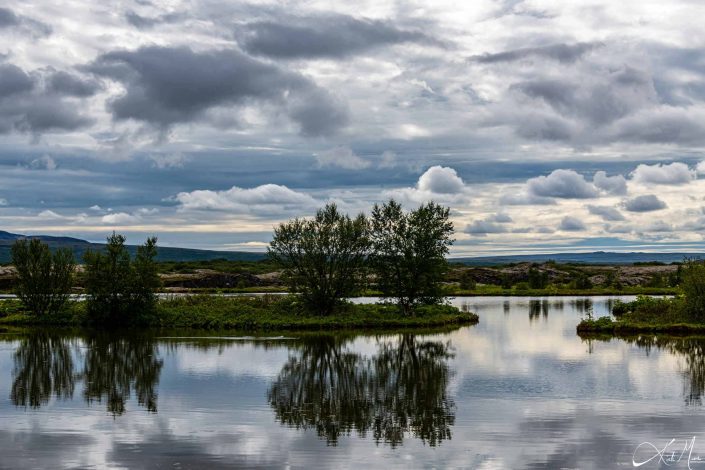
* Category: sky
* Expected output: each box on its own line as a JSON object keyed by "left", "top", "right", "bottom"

{"left": 2, "top": 0, "right": 705, "bottom": 256}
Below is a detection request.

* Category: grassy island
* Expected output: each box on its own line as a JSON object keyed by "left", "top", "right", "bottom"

{"left": 0, "top": 295, "right": 478, "bottom": 330}
{"left": 577, "top": 294, "right": 705, "bottom": 335}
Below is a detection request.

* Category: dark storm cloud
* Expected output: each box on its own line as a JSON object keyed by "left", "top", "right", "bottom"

{"left": 472, "top": 42, "right": 601, "bottom": 64}
{"left": 0, "top": 64, "right": 94, "bottom": 135}
{"left": 239, "top": 14, "right": 440, "bottom": 59}
{"left": 88, "top": 46, "right": 349, "bottom": 136}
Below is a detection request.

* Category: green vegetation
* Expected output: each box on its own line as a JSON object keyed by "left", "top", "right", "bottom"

{"left": 370, "top": 200, "right": 454, "bottom": 313}
{"left": 577, "top": 259, "right": 705, "bottom": 335}
{"left": 83, "top": 233, "right": 161, "bottom": 325}
{"left": 0, "top": 295, "right": 477, "bottom": 330}
{"left": 11, "top": 238, "right": 75, "bottom": 317}
{"left": 2, "top": 200, "right": 470, "bottom": 331}
{"left": 269, "top": 203, "right": 369, "bottom": 315}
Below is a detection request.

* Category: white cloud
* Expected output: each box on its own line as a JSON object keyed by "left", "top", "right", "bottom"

{"left": 630, "top": 162, "right": 695, "bottom": 185}
{"left": 417, "top": 166, "right": 465, "bottom": 194}
{"left": 593, "top": 171, "right": 627, "bottom": 195}
{"left": 315, "top": 146, "right": 370, "bottom": 170}
{"left": 623, "top": 194, "right": 667, "bottom": 212}
{"left": 527, "top": 169, "right": 598, "bottom": 199}
{"left": 175, "top": 184, "right": 317, "bottom": 212}
{"left": 102, "top": 212, "right": 141, "bottom": 224}
{"left": 697, "top": 161, "right": 705, "bottom": 176}
{"left": 37, "top": 210, "right": 63, "bottom": 220}
{"left": 499, "top": 191, "right": 555, "bottom": 206}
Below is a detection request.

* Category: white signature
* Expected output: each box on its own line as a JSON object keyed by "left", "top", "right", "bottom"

{"left": 633, "top": 437, "right": 705, "bottom": 468}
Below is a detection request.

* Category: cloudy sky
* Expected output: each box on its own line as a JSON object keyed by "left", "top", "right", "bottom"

{"left": 2, "top": 0, "right": 705, "bottom": 255}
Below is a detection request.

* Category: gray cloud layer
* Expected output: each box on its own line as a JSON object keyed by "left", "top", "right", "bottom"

{"left": 239, "top": 14, "right": 439, "bottom": 59}
{"left": 88, "top": 46, "right": 348, "bottom": 136}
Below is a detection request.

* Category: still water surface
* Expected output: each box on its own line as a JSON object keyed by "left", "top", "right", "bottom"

{"left": 0, "top": 296, "right": 703, "bottom": 469}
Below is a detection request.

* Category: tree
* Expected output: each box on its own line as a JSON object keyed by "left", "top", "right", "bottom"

{"left": 11, "top": 238, "right": 75, "bottom": 317}
{"left": 459, "top": 271, "right": 476, "bottom": 291}
{"left": 527, "top": 267, "right": 548, "bottom": 289}
{"left": 369, "top": 200, "right": 454, "bottom": 314}
{"left": 83, "top": 233, "right": 160, "bottom": 324}
{"left": 682, "top": 259, "right": 705, "bottom": 320}
{"left": 268, "top": 203, "right": 369, "bottom": 315}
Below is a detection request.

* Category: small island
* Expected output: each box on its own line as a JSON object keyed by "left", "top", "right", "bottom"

{"left": 577, "top": 259, "right": 705, "bottom": 335}
{"left": 0, "top": 200, "right": 478, "bottom": 331}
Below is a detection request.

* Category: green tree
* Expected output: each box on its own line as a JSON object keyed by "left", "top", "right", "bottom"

{"left": 83, "top": 233, "right": 160, "bottom": 325}
{"left": 682, "top": 259, "right": 705, "bottom": 320}
{"left": 369, "top": 200, "right": 454, "bottom": 314}
{"left": 11, "top": 238, "right": 75, "bottom": 317}
{"left": 527, "top": 267, "right": 548, "bottom": 289}
{"left": 459, "top": 271, "right": 476, "bottom": 291}
{"left": 268, "top": 203, "right": 369, "bottom": 315}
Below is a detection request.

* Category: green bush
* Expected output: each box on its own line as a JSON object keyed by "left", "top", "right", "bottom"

{"left": 11, "top": 238, "right": 75, "bottom": 317}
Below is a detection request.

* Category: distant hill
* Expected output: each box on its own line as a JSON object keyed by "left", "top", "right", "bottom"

{"left": 0, "top": 231, "right": 267, "bottom": 263}
{"left": 1, "top": 230, "right": 702, "bottom": 266}
{"left": 452, "top": 251, "right": 704, "bottom": 266}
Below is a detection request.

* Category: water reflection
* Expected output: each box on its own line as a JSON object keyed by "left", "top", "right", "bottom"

{"left": 11, "top": 333, "right": 77, "bottom": 408}
{"left": 10, "top": 332, "right": 162, "bottom": 414}
{"left": 589, "top": 335, "right": 705, "bottom": 405}
{"left": 268, "top": 334, "right": 455, "bottom": 447}
{"left": 82, "top": 334, "right": 163, "bottom": 415}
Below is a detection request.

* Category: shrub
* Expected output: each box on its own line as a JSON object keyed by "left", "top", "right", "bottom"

{"left": 83, "top": 233, "right": 161, "bottom": 325}
{"left": 11, "top": 238, "right": 75, "bottom": 317}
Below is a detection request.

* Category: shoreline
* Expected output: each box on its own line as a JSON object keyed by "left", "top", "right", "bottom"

{"left": 0, "top": 296, "right": 479, "bottom": 331}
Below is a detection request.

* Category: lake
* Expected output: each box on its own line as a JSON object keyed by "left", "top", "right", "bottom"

{"left": 0, "top": 295, "right": 702, "bottom": 469}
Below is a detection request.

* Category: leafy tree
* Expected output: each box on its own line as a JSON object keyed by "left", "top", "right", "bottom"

{"left": 459, "top": 271, "right": 476, "bottom": 291}
{"left": 369, "top": 200, "right": 454, "bottom": 314}
{"left": 11, "top": 238, "right": 75, "bottom": 317}
{"left": 83, "top": 233, "right": 160, "bottom": 324}
{"left": 527, "top": 267, "right": 548, "bottom": 289}
{"left": 268, "top": 203, "right": 369, "bottom": 315}
{"left": 572, "top": 273, "right": 593, "bottom": 290}
{"left": 682, "top": 259, "right": 705, "bottom": 320}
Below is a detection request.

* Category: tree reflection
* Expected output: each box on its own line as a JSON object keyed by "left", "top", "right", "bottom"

{"left": 590, "top": 335, "right": 705, "bottom": 406}
{"left": 82, "top": 333, "right": 163, "bottom": 415}
{"left": 10, "top": 333, "right": 162, "bottom": 414}
{"left": 268, "top": 334, "right": 455, "bottom": 447}
{"left": 11, "top": 333, "right": 77, "bottom": 408}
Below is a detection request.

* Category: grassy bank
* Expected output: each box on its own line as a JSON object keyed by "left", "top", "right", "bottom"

{"left": 0, "top": 295, "right": 478, "bottom": 331}
{"left": 576, "top": 295, "right": 705, "bottom": 335}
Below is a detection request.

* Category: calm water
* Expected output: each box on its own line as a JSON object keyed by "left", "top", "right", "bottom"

{"left": 0, "top": 296, "right": 703, "bottom": 469}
